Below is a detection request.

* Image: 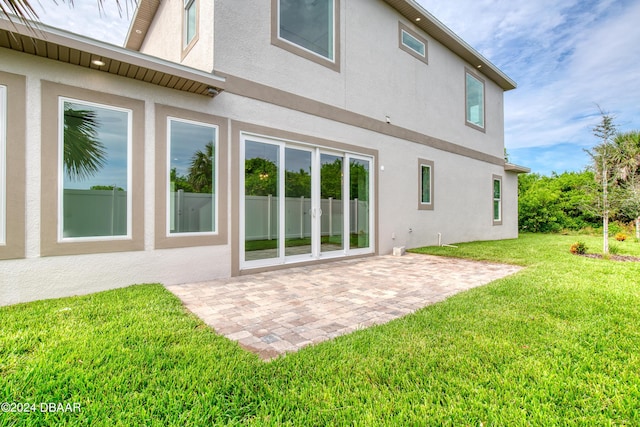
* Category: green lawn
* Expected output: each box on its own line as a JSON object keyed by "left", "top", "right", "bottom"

{"left": 2, "top": 233, "right": 640, "bottom": 426}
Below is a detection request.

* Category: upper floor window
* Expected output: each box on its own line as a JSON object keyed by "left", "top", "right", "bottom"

{"left": 183, "top": 0, "right": 198, "bottom": 51}
{"left": 399, "top": 23, "right": 428, "bottom": 65}
{"left": 272, "top": 0, "right": 340, "bottom": 71}
{"left": 465, "top": 71, "right": 485, "bottom": 131}
{"left": 493, "top": 175, "right": 502, "bottom": 225}
{"left": 0, "top": 85, "right": 6, "bottom": 245}
{"left": 60, "top": 98, "right": 132, "bottom": 240}
{"left": 279, "top": 0, "right": 335, "bottom": 60}
{"left": 418, "top": 158, "right": 434, "bottom": 210}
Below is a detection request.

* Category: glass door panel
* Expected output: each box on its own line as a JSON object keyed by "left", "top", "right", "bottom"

{"left": 244, "top": 140, "right": 280, "bottom": 261}
{"left": 349, "top": 157, "right": 370, "bottom": 250}
{"left": 320, "top": 153, "right": 344, "bottom": 254}
{"left": 284, "top": 147, "right": 312, "bottom": 258}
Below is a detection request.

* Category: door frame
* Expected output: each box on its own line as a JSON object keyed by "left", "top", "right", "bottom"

{"left": 239, "top": 131, "right": 375, "bottom": 270}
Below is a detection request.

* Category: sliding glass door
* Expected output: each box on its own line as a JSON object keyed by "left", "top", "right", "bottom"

{"left": 241, "top": 135, "right": 373, "bottom": 268}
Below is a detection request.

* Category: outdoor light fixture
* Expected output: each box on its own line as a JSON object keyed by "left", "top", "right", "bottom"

{"left": 91, "top": 59, "right": 106, "bottom": 67}
{"left": 206, "top": 87, "right": 220, "bottom": 97}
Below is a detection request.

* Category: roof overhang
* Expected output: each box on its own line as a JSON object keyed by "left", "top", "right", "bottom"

{"left": 0, "top": 16, "right": 225, "bottom": 97}
{"left": 124, "top": 0, "right": 161, "bottom": 51}
{"left": 505, "top": 163, "right": 531, "bottom": 174}
{"left": 384, "top": 0, "right": 517, "bottom": 91}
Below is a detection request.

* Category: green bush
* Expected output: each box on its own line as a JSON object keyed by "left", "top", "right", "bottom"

{"left": 518, "top": 172, "right": 600, "bottom": 233}
{"left": 570, "top": 241, "right": 588, "bottom": 255}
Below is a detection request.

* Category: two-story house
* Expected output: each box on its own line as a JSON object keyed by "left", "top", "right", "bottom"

{"left": 0, "top": 0, "right": 528, "bottom": 305}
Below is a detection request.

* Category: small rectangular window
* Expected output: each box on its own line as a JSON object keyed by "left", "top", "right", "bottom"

{"left": 493, "top": 176, "right": 502, "bottom": 224}
{"left": 402, "top": 30, "right": 425, "bottom": 56}
{"left": 168, "top": 118, "right": 217, "bottom": 234}
{"left": 418, "top": 159, "right": 434, "bottom": 210}
{"left": 466, "top": 71, "right": 485, "bottom": 130}
{"left": 278, "top": 0, "right": 335, "bottom": 61}
{"left": 184, "top": 0, "right": 197, "bottom": 48}
{"left": 0, "top": 85, "right": 6, "bottom": 245}
{"left": 399, "top": 23, "right": 428, "bottom": 64}
{"left": 60, "top": 98, "right": 132, "bottom": 240}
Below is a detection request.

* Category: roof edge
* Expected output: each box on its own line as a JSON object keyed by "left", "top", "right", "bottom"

{"left": 504, "top": 163, "right": 531, "bottom": 174}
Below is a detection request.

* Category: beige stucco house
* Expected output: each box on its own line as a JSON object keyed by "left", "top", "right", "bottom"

{"left": 0, "top": 0, "right": 528, "bottom": 305}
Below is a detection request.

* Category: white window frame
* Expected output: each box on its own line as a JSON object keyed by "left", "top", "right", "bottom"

{"left": 239, "top": 132, "right": 374, "bottom": 270}
{"left": 166, "top": 117, "right": 219, "bottom": 237}
{"left": 465, "top": 70, "right": 486, "bottom": 131}
{"left": 276, "top": 0, "right": 337, "bottom": 62}
{"left": 418, "top": 159, "right": 434, "bottom": 210}
{"left": 183, "top": 0, "right": 198, "bottom": 51}
{"left": 402, "top": 30, "right": 425, "bottom": 57}
{"left": 57, "top": 97, "right": 133, "bottom": 242}
{"left": 0, "top": 85, "right": 6, "bottom": 245}
{"left": 493, "top": 175, "right": 502, "bottom": 225}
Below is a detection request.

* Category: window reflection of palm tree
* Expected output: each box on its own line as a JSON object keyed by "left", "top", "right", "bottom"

{"left": 63, "top": 108, "right": 107, "bottom": 181}
{"left": 188, "top": 141, "right": 214, "bottom": 193}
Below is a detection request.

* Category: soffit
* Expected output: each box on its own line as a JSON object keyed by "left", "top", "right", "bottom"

{"left": 384, "top": 0, "right": 516, "bottom": 91}
{"left": 124, "top": 0, "right": 161, "bottom": 51}
{"left": 505, "top": 163, "right": 531, "bottom": 174}
{"left": 0, "top": 17, "right": 225, "bottom": 97}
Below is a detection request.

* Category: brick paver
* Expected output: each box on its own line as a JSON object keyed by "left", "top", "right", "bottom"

{"left": 166, "top": 254, "right": 522, "bottom": 359}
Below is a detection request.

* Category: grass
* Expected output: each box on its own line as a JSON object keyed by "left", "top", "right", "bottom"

{"left": 2, "top": 233, "right": 640, "bottom": 425}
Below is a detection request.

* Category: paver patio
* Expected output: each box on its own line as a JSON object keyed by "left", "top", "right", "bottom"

{"left": 166, "top": 253, "right": 522, "bottom": 360}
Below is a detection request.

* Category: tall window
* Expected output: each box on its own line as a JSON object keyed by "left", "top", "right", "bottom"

{"left": 493, "top": 176, "right": 502, "bottom": 224}
{"left": 278, "top": 0, "right": 335, "bottom": 61}
{"left": 466, "top": 71, "right": 485, "bottom": 130}
{"left": 168, "top": 118, "right": 217, "bottom": 234}
{"left": 184, "top": 0, "right": 197, "bottom": 49}
{"left": 418, "top": 159, "right": 434, "bottom": 210}
{"left": 0, "top": 85, "right": 6, "bottom": 245}
{"left": 60, "top": 98, "right": 132, "bottom": 239}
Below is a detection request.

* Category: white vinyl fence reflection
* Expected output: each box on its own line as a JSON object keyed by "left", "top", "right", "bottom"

{"left": 245, "top": 195, "right": 369, "bottom": 241}
{"left": 63, "top": 189, "right": 128, "bottom": 238}
{"left": 170, "top": 190, "right": 214, "bottom": 233}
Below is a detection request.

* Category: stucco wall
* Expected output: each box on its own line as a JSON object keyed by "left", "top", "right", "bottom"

{"left": 213, "top": 0, "right": 506, "bottom": 159}
{"left": 0, "top": 41, "right": 518, "bottom": 306}
{"left": 140, "top": 0, "right": 214, "bottom": 72}
{"left": 0, "top": 50, "right": 230, "bottom": 306}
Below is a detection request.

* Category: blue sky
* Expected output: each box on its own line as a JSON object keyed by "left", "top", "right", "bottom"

{"left": 30, "top": 0, "right": 640, "bottom": 176}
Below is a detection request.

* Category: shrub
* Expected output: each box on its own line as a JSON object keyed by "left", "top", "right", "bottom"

{"left": 609, "top": 244, "right": 621, "bottom": 255}
{"left": 570, "top": 241, "right": 588, "bottom": 255}
{"left": 615, "top": 232, "right": 627, "bottom": 242}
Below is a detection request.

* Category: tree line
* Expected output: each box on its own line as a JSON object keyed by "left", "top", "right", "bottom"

{"left": 518, "top": 122, "right": 640, "bottom": 241}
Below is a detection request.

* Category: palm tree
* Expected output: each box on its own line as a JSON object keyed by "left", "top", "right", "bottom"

{"left": 188, "top": 142, "right": 214, "bottom": 193}
{"left": 63, "top": 107, "right": 107, "bottom": 181}
{"left": 1, "top": 0, "right": 129, "bottom": 25}
{"left": 0, "top": 0, "right": 37, "bottom": 23}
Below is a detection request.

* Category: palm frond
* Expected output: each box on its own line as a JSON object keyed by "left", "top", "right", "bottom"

{"left": 63, "top": 108, "right": 108, "bottom": 181}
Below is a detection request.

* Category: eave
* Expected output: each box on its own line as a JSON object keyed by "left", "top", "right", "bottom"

{"left": 505, "top": 163, "right": 531, "bottom": 174}
{"left": 0, "top": 17, "right": 225, "bottom": 97}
